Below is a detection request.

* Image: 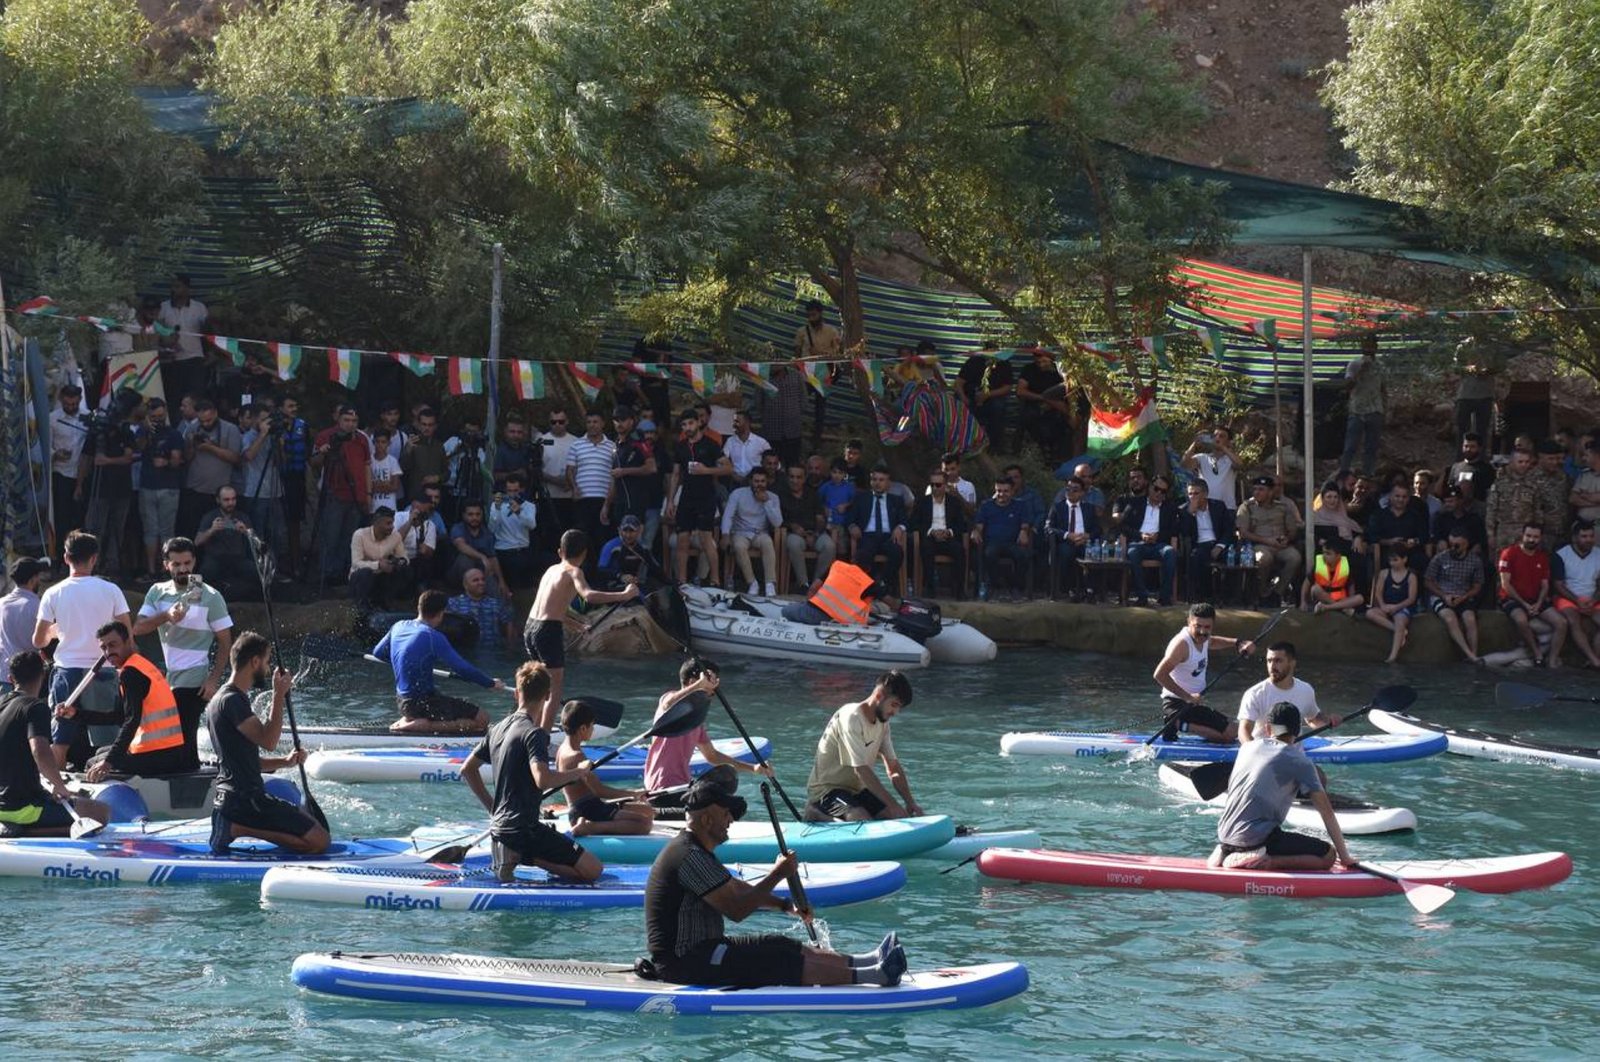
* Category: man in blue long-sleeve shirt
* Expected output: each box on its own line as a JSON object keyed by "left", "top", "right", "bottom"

{"left": 373, "top": 590, "right": 507, "bottom": 734}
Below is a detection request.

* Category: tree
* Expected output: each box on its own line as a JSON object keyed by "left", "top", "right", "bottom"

{"left": 1324, "top": 0, "right": 1600, "bottom": 383}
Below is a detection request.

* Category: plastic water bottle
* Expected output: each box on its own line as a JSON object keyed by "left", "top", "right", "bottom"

{"left": 1243, "top": 546, "right": 1254, "bottom": 568}
{"left": 1227, "top": 544, "right": 1238, "bottom": 566}
{"left": 1088, "top": 539, "right": 1100, "bottom": 562}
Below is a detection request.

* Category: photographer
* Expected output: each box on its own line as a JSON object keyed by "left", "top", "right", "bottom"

{"left": 134, "top": 397, "right": 186, "bottom": 578}
{"left": 349, "top": 507, "right": 410, "bottom": 614}
{"left": 400, "top": 406, "right": 446, "bottom": 503}
{"left": 444, "top": 415, "right": 488, "bottom": 522}
{"left": 490, "top": 471, "right": 540, "bottom": 591}
{"left": 311, "top": 405, "right": 371, "bottom": 586}
{"left": 278, "top": 396, "right": 310, "bottom": 580}
{"left": 195, "top": 486, "right": 257, "bottom": 597}
{"left": 493, "top": 414, "right": 534, "bottom": 495}
{"left": 179, "top": 400, "right": 243, "bottom": 547}
{"left": 49, "top": 384, "right": 88, "bottom": 550}
{"left": 1181, "top": 425, "right": 1241, "bottom": 510}
{"left": 239, "top": 398, "right": 287, "bottom": 566}
{"left": 83, "top": 388, "right": 142, "bottom": 578}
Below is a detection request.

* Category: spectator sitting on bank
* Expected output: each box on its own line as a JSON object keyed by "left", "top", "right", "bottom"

{"left": 1118, "top": 473, "right": 1179, "bottom": 608}
{"left": 447, "top": 566, "right": 516, "bottom": 646}
{"left": 804, "top": 453, "right": 829, "bottom": 491}
{"left": 1004, "top": 464, "right": 1046, "bottom": 537}
{"left": 1432, "top": 484, "right": 1487, "bottom": 558}
{"left": 1380, "top": 468, "right": 1441, "bottom": 521}
{"left": 972, "top": 475, "right": 1034, "bottom": 602}
{"left": 932, "top": 451, "right": 979, "bottom": 515}
{"left": 841, "top": 439, "right": 870, "bottom": 489}
{"left": 1178, "top": 478, "right": 1234, "bottom": 603}
{"left": 1571, "top": 440, "right": 1600, "bottom": 526}
{"left": 848, "top": 466, "right": 908, "bottom": 588}
{"left": 1552, "top": 518, "right": 1600, "bottom": 669}
{"left": 779, "top": 463, "right": 835, "bottom": 597}
{"left": 194, "top": 486, "right": 257, "bottom": 597}
{"left": 1346, "top": 474, "right": 1381, "bottom": 530}
{"left": 349, "top": 507, "right": 410, "bottom": 615}
{"left": 1110, "top": 466, "right": 1149, "bottom": 527}
{"left": 1485, "top": 448, "right": 1542, "bottom": 553}
{"left": 1312, "top": 480, "right": 1366, "bottom": 555}
{"left": 447, "top": 500, "right": 504, "bottom": 596}
{"left": 1445, "top": 431, "right": 1496, "bottom": 503}
{"left": 1238, "top": 474, "right": 1304, "bottom": 607}
{"left": 394, "top": 492, "right": 439, "bottom": 572}
{"left": 1302, "top": 537, "right": 1365, "bottom": 615}
{"left": 1425, "top": 530, "right": 1486, "bottom": 664}
{"left": 722, "top": 411, "right": 769, "bottom": 488}
{"left": 1071, "top": 461, "right": 1107, "bottom": 521}
{"left": 914, "top": 469, "right": 970, "bottom": 599}
{"left": 1365, "top": 546, "right": 1419, "bottom": 663}
{"left": 1498, "top": 522, "right": 1569, "bottom": 667}
{"left": 1045, "top": 475, "right": 1098, "bottom": 602}
{"left": 1367, "top": 478, "right": 1431, "bottom": 574}
{"left": 721, "top": 467, "right": 785, "bottom": 596}
{"left": 1533, "top": 439, "right": 1574, "bottom": 544}
{"left": 819, "top": 458, "right": 856, "bottom": 537}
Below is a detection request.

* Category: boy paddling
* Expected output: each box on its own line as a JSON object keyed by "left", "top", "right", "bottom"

{"left": 556, "top": 699, "right": 655, "bottom": 837}
{"left": 523, "top": 530, "right": 639, "bottom": 729}
{"left": 643, "top": 660, "right": 773, "bottom": 809}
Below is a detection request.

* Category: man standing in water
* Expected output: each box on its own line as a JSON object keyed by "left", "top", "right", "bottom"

{"left": 805, "top": 670, "right": 922, "bottom": 822}
{"left": 522, "top": 530, "right": 639, "bottom": 729}
{"left": 1152, "top": 603, "right": 1256, "bottom": 743}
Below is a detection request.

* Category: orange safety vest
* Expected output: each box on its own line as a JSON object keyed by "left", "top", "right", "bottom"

{"left": 1314, "top": 554, "right": 1351, "bottom": 601}
{"left": 809, "top": 561, "right": 874, "bottom": 625}
{"left": 123, "top": 653, "right": 183, "bottom": 755}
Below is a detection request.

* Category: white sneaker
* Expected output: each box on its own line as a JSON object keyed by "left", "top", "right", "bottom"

{"left": 764, "top": 582, "right": 777, "bottom": 597}
{"left": 747, "top": 581, "right": 760, "bottom": 595}
{"left": 1222, "top": 845, "right": 1269, "bottom": 870}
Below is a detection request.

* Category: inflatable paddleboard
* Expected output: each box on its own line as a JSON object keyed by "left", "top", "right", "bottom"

{"left": 999, "top": 729, "right": 1446, "bottom": 764}
{"left": 291, "top": 950, "right": 1028, "bottom": 1013}
{"left": 1157, "top": 762, "right": 1418, "bottom": 835}
{"left": 0, "top": 835, "right": 487, "bottom": 885}
{"left": 261, "top": 859, "right": 905, "bottom": 911}
{"left": 1370, "top": 709, "right": 1600, "bottom": 772}
{"left": 541, "top": 815, "right": 956, "bottom": 864}
{"left": 976, "top": 848, "right": 1573, "bottom": 899}
{"left": 306, "top": 737, "right": 769, "bottom": 784}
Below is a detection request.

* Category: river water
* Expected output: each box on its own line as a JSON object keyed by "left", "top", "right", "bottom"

{"left": 1, "top": 644, "right": 1595, "bottom": 1059}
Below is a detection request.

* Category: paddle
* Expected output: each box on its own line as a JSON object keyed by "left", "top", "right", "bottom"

{"left": 761, "top": 782, "right": 817, "bottom": 944}
{"left": 1495, "top": 681, "right": 1600, "bottom": 710}
{"left": 247, "top": 533, "right": 329, "bottom": 831}
{"left": 1352, "top": 861, "right": 1455, "bottom": 914}
{"left": 57, "top": 796, "right": 105, "bottom": 839}
{"left": 424, "top": 694, "right": 713, "bottom": 864}
{"left": 1140, "top": 608, "right": 1289, "bottom": 750}
{"left": 1183, "top": 685, "right": 1419, "bottom": 801}
{"left": 54, "top": 652, "right": 110, "bottom": 717}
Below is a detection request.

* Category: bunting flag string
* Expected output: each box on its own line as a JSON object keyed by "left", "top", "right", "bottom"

{"left": 1249, "top": 318, "right": 1279, "bottom": 348}
{"left": 855, "top": 357, "right": 885, "bottom": 396}
{"left": 623, "top": 361, "right": 670, "bottom": 378}
{"left": 737, "top": 360, "right": 779, "bottom": 394}
{"left": 448, "top": 357, "right": 484, "bottom": 395}
{"left": 1140, "top": 335, "right": 1172, "bottom": 371}
{"left": 682, "top": 362, "right": 713, "bottom": 396}
{"left": 392, "top": 351, "right": 436, "bottom": 377}
{"left": 267, "top": 341, "right": 302, "bottom": 381}
{"left": 569, "top": 362, "right": 606, "bottom": 401}
{"left": 798, "top": 360, "right": 832, "bottom": 396}
{"left": 329, "top": 347, "right": 361, "bottom": 390}
{"left": 512, "top": 361, "right": 546, "bottom": 400}
{"left": 206, "top": 334, "right": 246, "bottom": 368}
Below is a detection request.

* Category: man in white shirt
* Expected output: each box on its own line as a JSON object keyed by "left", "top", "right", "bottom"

{"left": 1181, "top": 426, "right": 1240, "bottom": 509}
{"left": 48, "top": 385, "right": 88, "bottom": 551}
{"left": 32, "top": 531, "right": 133, "bottom": 767}
{"left": 157, "top": 274, "right": 209, "bottom": 404}
{"left": 1553, "top": 519, "right": 1600, "bottom": 667}
{"left": 394, "top": 494, "right": 439, "bottom": 570}
{"left": 539, "top": 410, "right": 577, "bottom": 548}
{"left": 491, "top": 471, "right": 541, "bottom": 590}
{"left": 721, "top": 468, "right": 785, "bottom": 595}
{"left": 1236, "top": 642, "right": 1340, "bottom": 742}
{"left": 722, "top": 411, "right": 770, "bottom": 487}
{"left": 566, "top": 410, "right": 618, "bottom": 571}
{"left": 927, "top": 451, "right": 978, "bottom": 516}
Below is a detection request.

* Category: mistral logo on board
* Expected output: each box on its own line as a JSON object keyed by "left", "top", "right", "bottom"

{"left": 44, "top": 863, "right": 121, "bottom": 883}
{"left": 635, "top": 995, "right": 679, "bottom": 1015}
{"left": 419, "top": 771, "right": 465, "bottom": 783}
{"left": 364, "top": 893, "right": 443, "bottom": 910}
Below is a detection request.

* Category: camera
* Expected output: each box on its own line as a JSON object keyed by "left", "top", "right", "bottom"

{"left": 1194, "top": 433, "right": 1215, "bottom": 451}
{"left": 332, "top": 429, "right": 354, "bottom": 444}
{"left": 268, "top": 409, "right": 288, "bottom": 436}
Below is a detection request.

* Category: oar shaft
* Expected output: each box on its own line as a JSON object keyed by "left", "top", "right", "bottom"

{"left": 711, "top": 682, "right": 803, "bottom": 820}
{"left": 761, "top": 783, "right": 817, "bottom": 943}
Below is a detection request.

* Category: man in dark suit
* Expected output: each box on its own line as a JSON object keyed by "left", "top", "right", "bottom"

{"left": 912, "top": 470, "right": 969, "bottom": 597}
{"left": 1119, "top": 472, "right": 1180, "bottom": 606}
{"left": 848, "top": 466, "right": 908, "bottom": 583}
{"left": 1044, "top": 475, "right": 1101, "bottom": 601}
{"left": 1178, "top": 478, "right": 1236, "bottom": 603}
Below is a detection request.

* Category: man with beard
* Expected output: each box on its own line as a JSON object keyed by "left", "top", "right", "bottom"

{"left": 804, "top": 670, "right": 922, "bottom": 823}
{"left": 133, "top": 537, "right": 232, "bottom": 763}
{"left": 1424, "top": 530, "right": 1486, "bottom": 664}
{"left": 1152, "top": 603, "right": 1256, "bottom": 743}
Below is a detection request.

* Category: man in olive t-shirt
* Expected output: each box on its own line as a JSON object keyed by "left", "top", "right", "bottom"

{"left": 805, "top": 670, "right": 922, "bottom": 822}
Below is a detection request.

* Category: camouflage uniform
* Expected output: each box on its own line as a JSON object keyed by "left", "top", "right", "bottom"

{"left": 1484, "top": 468, "right": 1541, "bottom": 552}
{"left": 1531, "top": 468, "right": 1572, "bottom": 545}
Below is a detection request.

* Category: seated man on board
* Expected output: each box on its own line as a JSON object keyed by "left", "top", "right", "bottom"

{"left": 372, "top": 590, "right": 505, "bottom": 735}
{"left": 804, "top": 670, "right": 923, "bottom": 823}
{"left": 643, "top": 660, "right": 773, "bottom": 810}
{"left": 0, "top": 651, "right": 112, "bottom": 837}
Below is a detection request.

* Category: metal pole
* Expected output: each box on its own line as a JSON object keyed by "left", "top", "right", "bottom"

{"left": 1302, "top": 250, "right": 1316, "bottom": 566}
{"left": 485, "top": 243, "right": 503, "bottom": 500}
{"left": 1273, "top": 337, "right": 1283, "bottom": 479}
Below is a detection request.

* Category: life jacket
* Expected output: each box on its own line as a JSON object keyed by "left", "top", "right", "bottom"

{"left": 1314, "top": 554, "right": 1351, "bottom": 601}
{"left": 809, "top": 561, "right": 874, "bottom": 625}
{"left": 123, "top": 653, "right": 183, "bottom": 755}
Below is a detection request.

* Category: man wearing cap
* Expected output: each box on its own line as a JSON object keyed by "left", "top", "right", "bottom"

{"left": 598, "top": 515, "right": 667, "bottom": 593}
{"left": 805, "top": 670, "right": 921, "bottom": 822}
{"left": 1209, "top": 702, "right": 1356, "bottom": 871}
{"left": 609, "top": 407, "right": 660, "bottom": 555}
{"left": 643, "top": 773, "right": 906, "bottom": 988}
{"left": 0, "top": 559, "right": 48, "bottom": 691}
{"left": 1532, "top": 439, "right": 1574, "bottom": 544}
{"left": 1237, "top": 475, "right": 1303, "bottom": 606}
{"left": 1431, "top": 484, "right": 1486, "bottom": 557}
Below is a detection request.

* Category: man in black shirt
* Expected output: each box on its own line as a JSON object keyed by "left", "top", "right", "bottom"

{"left": 1445, "top": 432, "right": 1496, "bottom": 503}
{"left": 1366, "top": 479, "right": 1432, "bottom": 573}
{"left": 1432, "top": 484, "right": 1487, "bottom": 554}
{"left": 956, "top": 346, "right": 1015, "bottom": 452}
{"left": 205, "top": 631, "right": 328, "bottom": 854}
{"left": 665, "top": 411, "right": 731, "bottom": 586}
{"left": 642, "top": 777, "right": 905, "bottom": 988}
{"left": 0, "top": 651, "right": 110, "bottom": 836}
{"left": 461, "top": 661, "right": 603, "bottom": 882}
{"left": 1015, "top": 349, "right": 1070, "bottom": 458}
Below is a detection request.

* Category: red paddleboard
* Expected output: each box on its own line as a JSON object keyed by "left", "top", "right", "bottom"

{"left": 975, "top": 848, "right": 1572, "bottom": 900}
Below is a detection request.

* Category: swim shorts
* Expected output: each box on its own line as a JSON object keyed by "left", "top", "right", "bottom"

{"left": 524, "top": 619, "right": 567, "bottom": 669}
{"left": 811, "top": 787, "right": 887, "bottom": 819}
{"left": 397, "top": 693, "right": 482, "bottom": 723}
{"left": 658, "top": 934, "right": 806, "bottom": 988}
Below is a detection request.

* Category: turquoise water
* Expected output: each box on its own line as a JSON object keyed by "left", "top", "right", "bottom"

{"left": 2, "top": 645, "right": 1596, "bottom": 1059}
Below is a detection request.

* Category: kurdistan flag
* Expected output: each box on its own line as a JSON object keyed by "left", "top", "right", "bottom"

{"left": 511, "top": 360, "right": 545, "bottom": 400}
{"left": 1087, "top": 388, "right": 1165, "bottom": 458}
{"left": 448, "top": 357, "right": 484, "bottom": 395}
{"left": 329, "top": 348, "right": 361, "bottom": 390}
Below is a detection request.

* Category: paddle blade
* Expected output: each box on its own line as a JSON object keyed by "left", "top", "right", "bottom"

{"left": 69, "top": 813, "right": 105, "bottom": 839}
{"left": 1398, "top": 880, "right": 1455, "bottom": 915}
{"left": 650, "top": 691, "right": 712, "bottom": 739}
{"left": 1372, "top": 685, "right": 1418, "bottom": 713}
{"left": 1495, "top": 682, "right": 1551, "bottom": 710}
{"left": 1187, "top": 762, "right": 1232, "bottom": 802}
{"left": 648, "top": 586, "right": 693, "bottom": 650}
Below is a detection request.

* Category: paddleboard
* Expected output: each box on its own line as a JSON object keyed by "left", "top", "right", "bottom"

{"left": 291, "top": 950, "right": 1029, "bottom": 1013}
{"left": 305, "top": 737, "right": 770, "bottom": 784}
{"left": 999, "top": 729, "right": 1446, "bottom": 764}
{"left": 1156, "top": 762, "right": 1418, "bottom": 835}
{"left": 1370, "top": 709, "right": 1600, "bottom": 773}
{"left": 0, "top": 835, "right": 487, "bottom": 885}
{"left": 976, "top": 847, "right": 1573, "bottom": 899}
{"left": 261, "top": 859, "right": 905, "bottom": 911}
{"left": 543, "top": 815, "right": 956, "bottom": 864}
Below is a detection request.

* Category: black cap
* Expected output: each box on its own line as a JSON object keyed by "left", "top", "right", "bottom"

{"left": 1252, "top": 475, "right": 1275, "bottom": 488}
{"left": 685, "top": 779, "right": 748, "bottom": 818}
{"left": 1536, "top": 439, "right": 1565, "bottom": 455}
{"left": 1267, "top": 702, "right": 1303, "bottom": 737}
{"left": 8, "top": 557, "right": 48, "bottom": 584}
{"left": 1445, "top": 484, "right": 1463, "bottom": 498}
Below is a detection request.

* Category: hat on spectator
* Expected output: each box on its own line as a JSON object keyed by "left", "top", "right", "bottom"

{"left": 1536, "top": 439, "right": 1565, "bottom": 455}
{"left": 619, "top": 515, "right": 642, "bottom": 531}
{"left": 638, "top": 419, "right": 656, "bottom": 432}
{"left": 1252, "top": 475, "right": 1275, "bottom": 488}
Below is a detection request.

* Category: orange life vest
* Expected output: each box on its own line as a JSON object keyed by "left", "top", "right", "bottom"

{"left": 123, "top": 653, "right": 183, "bottom": 755}
{"left": 809, "top": 561, "right": 873, "bottom": 625}
{"left": 1314, "top": 554, "right": 1351, "bottom": 601}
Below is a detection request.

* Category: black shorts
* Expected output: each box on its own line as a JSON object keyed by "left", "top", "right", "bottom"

{"left": 1160, "top": 696, "right": 1230, "bottom": 739}
{"left": 568, "top": 794, "right": 620, "bottom": 823}
{"left": 811, "top": 787, "right": 887, "bottom": 819}
{"left": 675, "top": 499, "right": 718, "bottom": 533}
{"left": 397, "top": 693, "right": 482, "bottom": 723}
{"left": 524, "top": 619, "right": 566, "bottom": 669}
{"left": 1221, "top": 827, "right": 1332, "bottom": 859}
{"left": 658, "top": 934, "right": 806, "bottom": 988}
{"left": 1429, "top": 597, "right": 1474, "bottom": 619}
{"left": 492, "top": 822, "right": 585, "bottom": 872}
{"left": 217, "top": 790, "right": 318, "bottom": 840}
{"left": 0, "top": 800, "right": 72, "bottom": 837}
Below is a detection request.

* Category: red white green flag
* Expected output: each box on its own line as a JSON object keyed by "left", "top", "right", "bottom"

{"left": 447, "top": 357, "right": 484, "bottom": 395}
{"left": 798, "top": 360, "right": 831, "bottom": 396}
{"left": 511, "top": 360, "right": 546, "bottom": 400}
{"left": 681, "top": 362, "right": 713, "bottom": 396}
{"left": 1087, "top": 387, "right": 1166, "bottom": 458}
{"left": 391, "top": 351, "right": 436, "bottom": 377}
{"left": 267, "top": 341, "right": 302, "bottom": 381}
{"left": 855, "top": 357, "right": 884, "bottom": 395}
{"left": 1250, "top": 318, "right": 1279, "bottom": 347}
{"left": 738, "top": 360, "right": 779, "bottom": 394}
{"left": 569, "top": 362, "right": 605, "bottom": 401}
{"left": 1196, "top": 325, "right": 1227, "bottom": 359}
{"left": 623, "top": 361, "right": 670, "bottom": 378}
{"left": 329, "top": 348, "right": 361, "bottom": 390}
{"left": 206, "top": 335, "right": 246, "bottom": 367}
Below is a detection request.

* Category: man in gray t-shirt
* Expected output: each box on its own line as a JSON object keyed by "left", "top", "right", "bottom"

{"left": 1211, "top": 704, "right": 1354, "bottom": 871}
